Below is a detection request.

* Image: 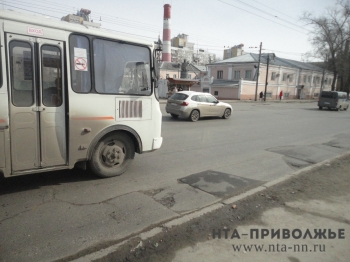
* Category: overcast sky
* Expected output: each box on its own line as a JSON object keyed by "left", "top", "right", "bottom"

{"left": 2, "top": 0, "right": 337, "bottom": 61}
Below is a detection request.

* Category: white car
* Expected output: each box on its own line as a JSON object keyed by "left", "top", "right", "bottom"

{"left": 165, "top": 91, "right": 232, "bottom": 122}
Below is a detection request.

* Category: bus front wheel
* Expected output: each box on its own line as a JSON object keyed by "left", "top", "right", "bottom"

{"left": 89, "top": 132, "right": 135, "bottom": 178}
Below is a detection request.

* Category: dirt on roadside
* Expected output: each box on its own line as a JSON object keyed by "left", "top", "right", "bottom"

{"left": 94, "top": 154, "right": 350, "bottom": 262}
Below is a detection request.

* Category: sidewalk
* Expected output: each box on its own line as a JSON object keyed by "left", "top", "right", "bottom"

{"left": 94, "top": 153, "right": 350, "bottom": 262}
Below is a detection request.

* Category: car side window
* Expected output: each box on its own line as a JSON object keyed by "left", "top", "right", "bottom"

{"left": 191, "top": 95, "right": 199, "bottom": 102}
{"left": 206, "top": 95, "right": 217, "bottom": 103}
{"left": 199, "top": 95, "right": 207, "bottom": 102}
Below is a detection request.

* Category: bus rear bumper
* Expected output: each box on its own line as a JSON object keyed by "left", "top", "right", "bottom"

{"left": 152, "top": 137, "right": 163, "bottom": 150}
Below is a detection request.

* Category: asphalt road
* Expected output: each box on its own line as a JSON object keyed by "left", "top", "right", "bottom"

{"left": 1, "top": 101, "right": 350, "bottom": 262}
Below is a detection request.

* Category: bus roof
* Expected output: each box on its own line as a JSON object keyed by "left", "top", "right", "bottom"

{"left": 0, "top": 9, "right": 154, "bottom": 47}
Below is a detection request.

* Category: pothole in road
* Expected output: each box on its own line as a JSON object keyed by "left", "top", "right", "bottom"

{"left": 179, "top": 170, "right": 263, "bottom": 198}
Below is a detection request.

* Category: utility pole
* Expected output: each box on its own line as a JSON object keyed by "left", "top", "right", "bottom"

{"left": 254, "top": 42, "right": 262, "bottom": 101}
{"left": 264, "top": 55, "right": 270, "bottom": 102}
{"left": 263, "top": 53, "right": 275, "bottom": 101}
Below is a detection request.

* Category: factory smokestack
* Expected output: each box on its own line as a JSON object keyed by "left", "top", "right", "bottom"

{"left": 162, "top": 4, "right": 171, "bottom": 62}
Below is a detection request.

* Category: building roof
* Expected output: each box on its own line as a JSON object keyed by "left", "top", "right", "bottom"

{"left": 190, "top": 64, "right": 207, "bottom": 72}
{"left": 212, "top": 53, "right": 258, "bottom": 64}
{"left": 209, "top": 53, "right": 325, "bottom": 72}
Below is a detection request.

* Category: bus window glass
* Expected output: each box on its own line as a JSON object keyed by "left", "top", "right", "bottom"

{"left": 10, "top": 41, "right": 34, "bottom": 107}
{"left": 93, "top": 39, "right": 151, "bottom": 95}
{"left": 41, "top": 45, "right": 62, "bottom": 107}
{"left": 69, "top": 35, "right": 91, "bottom": 93}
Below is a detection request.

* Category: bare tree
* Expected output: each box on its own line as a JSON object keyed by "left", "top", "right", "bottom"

{"left": 302, "top": 0, "right": 350, "bottom": 91}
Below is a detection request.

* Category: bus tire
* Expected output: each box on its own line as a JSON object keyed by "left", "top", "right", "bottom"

{"left": 89, "top": 132, "right": 135, "bottom": 178}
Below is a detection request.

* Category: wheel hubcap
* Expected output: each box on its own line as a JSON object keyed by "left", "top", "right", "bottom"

{"left": 225, "top": 109, "right": 231, "bottom": 117}
{"left": 101, "top": 141, "right": 125, "bottom": 167}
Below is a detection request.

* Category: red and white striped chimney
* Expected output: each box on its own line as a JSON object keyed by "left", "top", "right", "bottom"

{"left": 162, "top": 4, "right": 171, "bottom": 62}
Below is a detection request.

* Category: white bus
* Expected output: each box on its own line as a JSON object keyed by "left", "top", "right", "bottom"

{"left": 0, "top": 10, "right": 163, "bottom": 178}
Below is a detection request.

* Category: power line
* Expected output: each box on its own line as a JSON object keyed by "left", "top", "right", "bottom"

{"left": 1, "top": 3, "right": 62, "bottom": 19}
{"left": 217, "top": 0, "right": 308, "bottom": 35}
{"left": 249, "top": 0, "right": 303, "bottom": 23}
{"left": 1, "top": 0, "right": 309, "bottom": 61}
{"left": 4, "top": 0, "right": 244, "bottom": 52}
{"left": 230, "top": 0, "right": 311, "bottom": 33}
{"left": 8, "top": 0, "right": 242, "bottom": 48}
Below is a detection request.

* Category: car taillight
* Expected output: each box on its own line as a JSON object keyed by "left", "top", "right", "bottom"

{"left": 180, "top": 101, "right": 189, "bottom": 106}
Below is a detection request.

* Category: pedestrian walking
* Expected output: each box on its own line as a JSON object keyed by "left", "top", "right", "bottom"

{"left": 259, "top": 91, "right": 264, "bottom": 101}
{"left": 279, "top": 90, "right": 283, "bottom": 100}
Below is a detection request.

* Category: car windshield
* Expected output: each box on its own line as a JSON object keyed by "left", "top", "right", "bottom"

{"left": 169, "top": 93, "right": 189, "bottom": 100}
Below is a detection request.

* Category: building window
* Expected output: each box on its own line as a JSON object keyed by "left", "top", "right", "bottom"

{"left": 289, "top": 74, "right": 294, "bottom": 82}
{"left": 282, "top": 73, "right": 287, "bottom": 81}
{"left": 271, "top": 72, "right": 276, "bottom": 81}
{"left": 217, "top": 70, "right": 223, "bottom": 79}
{"left": 214, "top": 91, "right": 218, "bottom": 96}
{"left": 308, "top": 76, "right": 311, "bottom": 83}
{"left": 284, "top": 92, "right": 290, "bottom": 98}
{"left": 314, "top": 93, "right": 319, "bottom": 97}
{"left": 265, "top": 92, "right": 272, "bottom": 98}
{"left": 166, "top": 74, "right": 169, "bottom": 78}
{"left": 203, "top": 88, "right": 209, "bottom": 93}
{"left": 245, "top": 70, "right": 252, "bottom": 79}
{"left": 173, "top": 74, "right": 176, "bottom": 78}
{"left": 303, "top": 75, "right": 306, "bottom": 83}
{"left": 234, "top": 70, "right": 240, "bottom": 79}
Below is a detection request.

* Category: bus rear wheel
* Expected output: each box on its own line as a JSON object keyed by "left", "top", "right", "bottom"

{"left": 89, "top": 132, "right": 135, "bottom": 178}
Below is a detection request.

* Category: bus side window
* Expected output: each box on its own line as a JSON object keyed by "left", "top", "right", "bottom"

{"left": 9, "top": 41, "right": 34, "bottom": 107}
{"left": 93, "top": 38, "right": 151, "bottom": 95}
{"left": 69, "top": 35, "right": 91, "bottom": 93}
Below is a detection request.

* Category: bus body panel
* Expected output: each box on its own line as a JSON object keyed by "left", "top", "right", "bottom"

{"left": 0, "top": 10, "right": 163, "bottom": 178}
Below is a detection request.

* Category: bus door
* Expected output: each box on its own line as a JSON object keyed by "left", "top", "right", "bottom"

{"left": 8, "top": 34, "right": 67, "bottom": 172}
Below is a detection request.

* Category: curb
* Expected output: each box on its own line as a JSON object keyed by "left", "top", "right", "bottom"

{"left": 72, "top": 150, "right": 350, "bottom": 262}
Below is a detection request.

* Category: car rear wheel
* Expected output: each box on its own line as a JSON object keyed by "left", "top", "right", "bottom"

{"left": 222, "top": 108, "right": 231, "bottom": 119}
{"left": 318, "top": 106, "right": 322, "bottom": 110}
{"left": 189, "top": 110, "right": 200, "bottom": 122}
{"left": 170, "top": 113, "right": 179, "bottom": 118}
{"left": 89, "top": 132, "right": 135, "bottom": 178}
{"left": 345, "top": 106, "right": 349, "bottom": 111}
